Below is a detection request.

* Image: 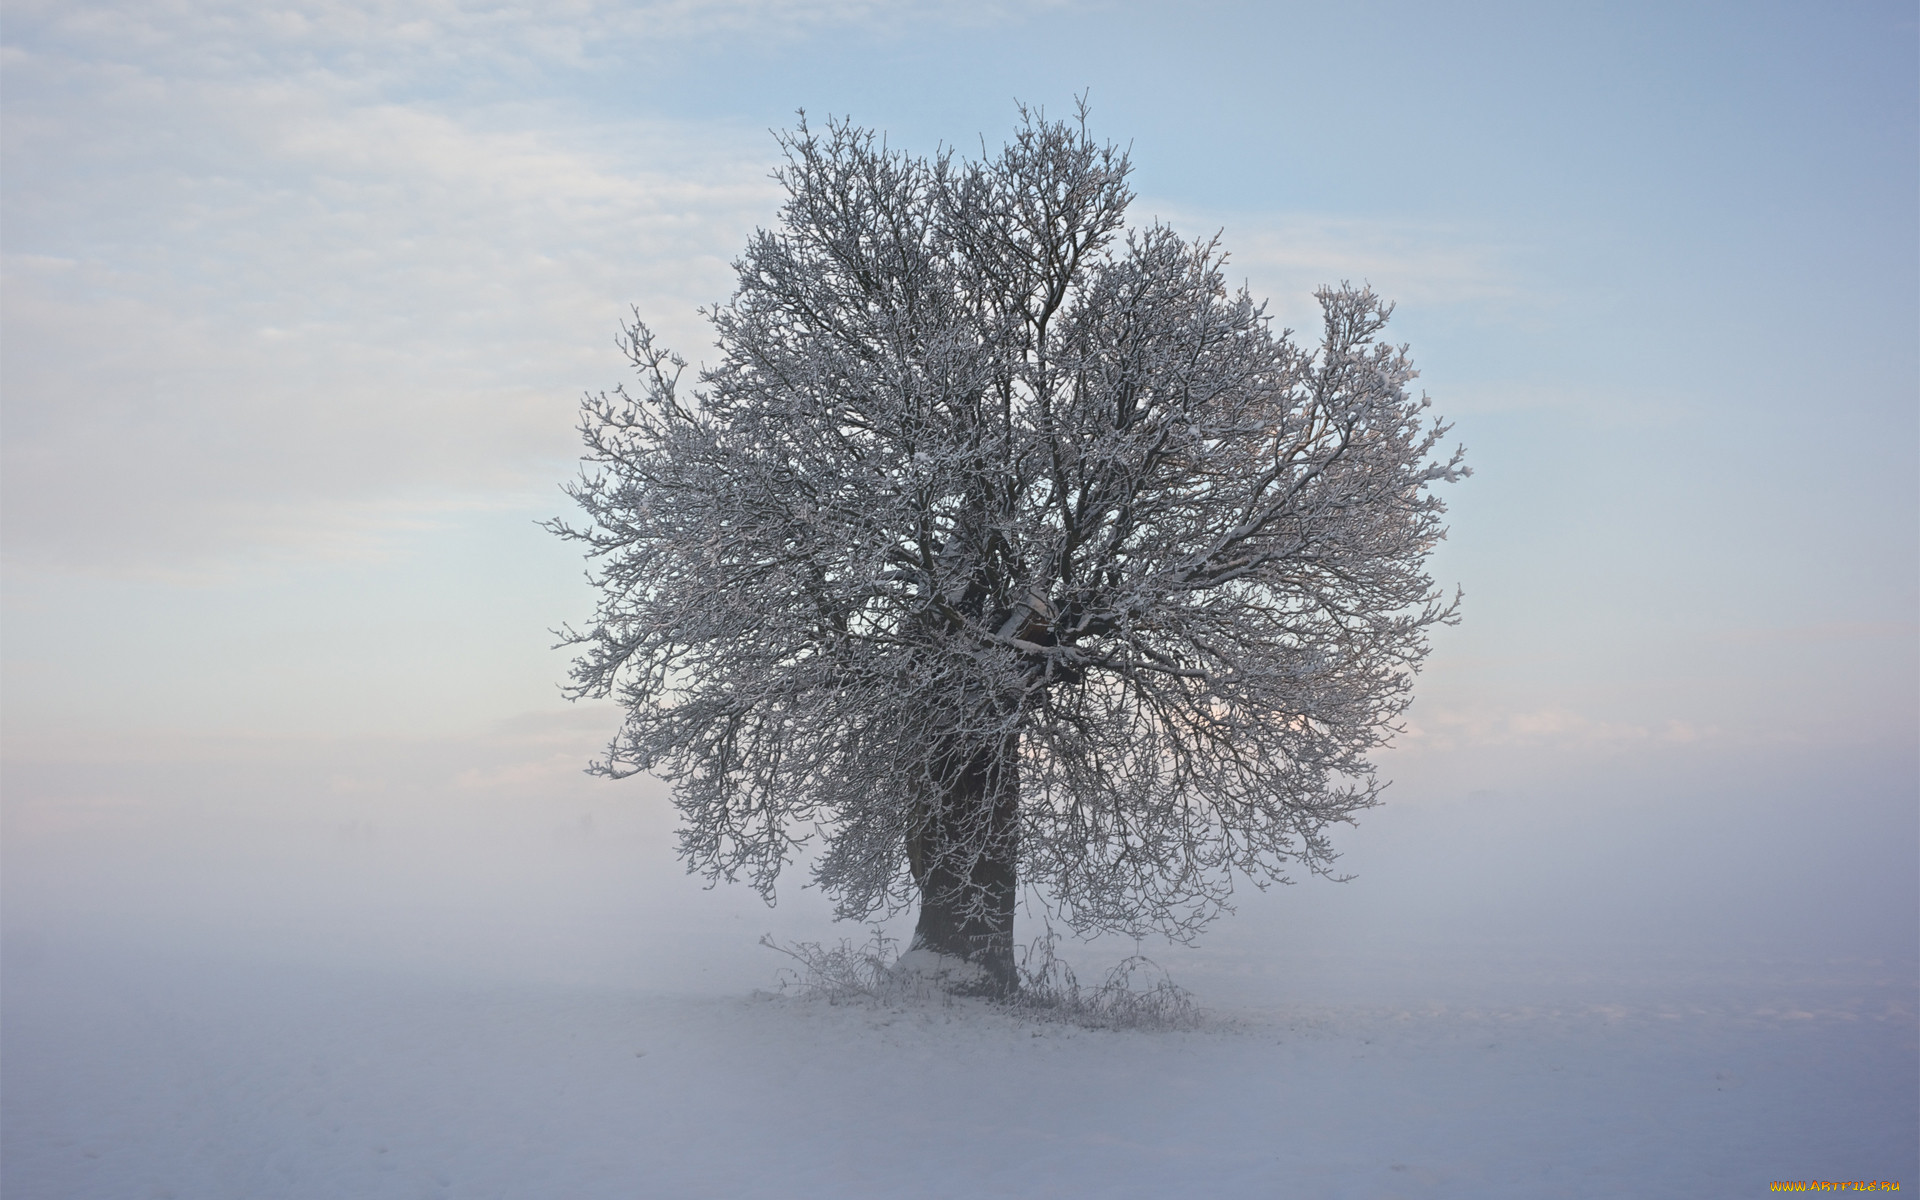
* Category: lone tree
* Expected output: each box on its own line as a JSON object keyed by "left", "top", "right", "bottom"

{"left": 552, "top": 107, "right": 1465, "bottom": 995}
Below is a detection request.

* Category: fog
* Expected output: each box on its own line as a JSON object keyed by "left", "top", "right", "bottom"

{"left": 7, "top": 710, "right": 1911, "bottom": 1009}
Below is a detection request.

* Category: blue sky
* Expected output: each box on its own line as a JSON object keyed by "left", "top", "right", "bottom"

{"left": 3, "top": 1, "right": 1914, "bottom": 966}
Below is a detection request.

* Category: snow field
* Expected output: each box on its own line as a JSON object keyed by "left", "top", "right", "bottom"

{"left": 4, "top": 936, "right": 1913, "bottom": 1199}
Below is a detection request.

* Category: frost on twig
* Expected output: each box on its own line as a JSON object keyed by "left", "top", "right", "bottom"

{"left": 760, "top": 929, "right": 925, "bottom": 1005}
{"left": 1012, "top": 927, "right": 1199, "bottom": 1031}
{"left": 760, "top": 927, "right": 1200, "bottom": 1031}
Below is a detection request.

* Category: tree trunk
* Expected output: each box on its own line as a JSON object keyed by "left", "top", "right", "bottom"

{"left": 906, "top": 734, "right": 1019, "bottom": 996}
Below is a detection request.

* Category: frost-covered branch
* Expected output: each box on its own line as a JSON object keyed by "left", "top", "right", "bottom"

{"left": 551, "top": 107, "right": 1466, "bottom": 963}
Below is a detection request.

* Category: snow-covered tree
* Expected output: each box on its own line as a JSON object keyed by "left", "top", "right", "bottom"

{"left": 552, "top": 106, "right": 1466, "bottom": 994}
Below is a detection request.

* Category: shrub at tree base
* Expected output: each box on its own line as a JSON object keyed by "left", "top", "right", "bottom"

{"left": 761, "top": 929, "right": 1200, "bottom": 1032}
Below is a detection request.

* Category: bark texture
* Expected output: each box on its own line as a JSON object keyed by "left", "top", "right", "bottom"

{"left": 907, "top": 738, "right": 1020, "bottom": 994}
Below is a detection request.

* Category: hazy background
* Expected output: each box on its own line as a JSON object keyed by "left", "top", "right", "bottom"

{"left": 3, "top": 0, "right": 1914, "bottom": 1005}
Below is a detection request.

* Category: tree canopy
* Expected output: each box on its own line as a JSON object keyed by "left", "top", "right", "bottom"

{"left": 552, "top": 106, "right": 1465, "bottom": 989}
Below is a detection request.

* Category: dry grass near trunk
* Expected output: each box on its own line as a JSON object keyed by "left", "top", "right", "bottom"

{"left": 759, "top": 928, "right": 1200, "bottom": 1031}
{"left": 760, "top": 930, "right": 928, "bottom": 1005}
{"left": 1012, "top": 931, "right": 1201, "bottom": 1031}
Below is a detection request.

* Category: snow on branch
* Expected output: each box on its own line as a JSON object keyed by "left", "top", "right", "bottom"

{"left": 551, "top": 105, "right": 1467, "bottom": 946}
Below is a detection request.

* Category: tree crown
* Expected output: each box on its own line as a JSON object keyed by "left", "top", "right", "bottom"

{"left": 552, "top": 105, "right": 1465, "bottom": 941}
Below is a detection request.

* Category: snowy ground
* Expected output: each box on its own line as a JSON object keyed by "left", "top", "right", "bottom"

{"left": 5, "top": 936, "right": 1913, "bottom": 1199}
{"left": 4, "top": 734, "right": 1915, "bottom": 1197}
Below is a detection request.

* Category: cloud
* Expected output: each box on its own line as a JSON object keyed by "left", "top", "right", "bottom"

{"left": 5, "top": 0, "right": 1055, "bottom": 77}
{"left": 1710, "top": 621, "right": 1920, "bottom": 647}
{"left": 1395, "top": 705, "right": 1720, "bottom": 755}
{"left": 2, "top": 42, "right": 780, "bottom": 574}
{"left": 1143, "top": 204, "right": 1525, "bottom": 333}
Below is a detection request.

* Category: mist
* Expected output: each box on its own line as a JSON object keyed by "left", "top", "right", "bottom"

{"left": 7, "top": 706, "right": 1911, "bottom": 1004}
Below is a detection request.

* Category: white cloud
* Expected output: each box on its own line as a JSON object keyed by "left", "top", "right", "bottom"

{"left": 6, "top": 0, "right": 1055, "bottom": 77}
{"left": 2, "top": 45, "right": 780, "bottom": 574}
{"left": 1144, "top": 204, "right": 1525, "bottom": 335}
{"left": 1395, "top": 705, "right": 1721, "bottom": 755}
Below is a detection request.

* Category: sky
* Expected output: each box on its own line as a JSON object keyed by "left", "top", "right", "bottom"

{"left": 2, "top": 0, "right": 1915, "bottom": 989}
